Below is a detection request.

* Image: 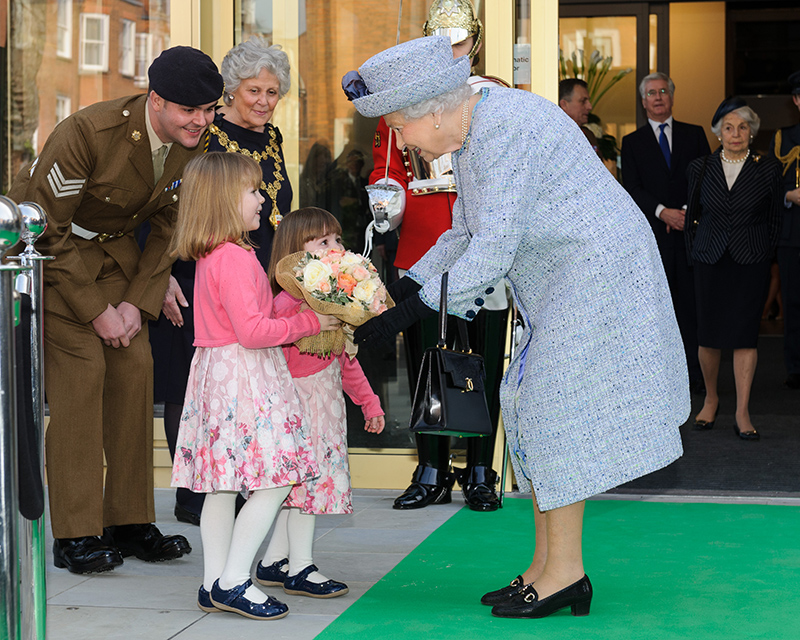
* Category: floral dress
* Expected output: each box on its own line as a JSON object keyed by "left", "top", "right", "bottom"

{"left": 171, "top": 242, "right": 321, "bottom": 493}
{"left": 274, "top": 292, "right": 383, "bottom": 514}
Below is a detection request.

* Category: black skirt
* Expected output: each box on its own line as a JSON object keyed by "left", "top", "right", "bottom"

{"left": 693, "top": 251, "right": 770, "bottom": 349}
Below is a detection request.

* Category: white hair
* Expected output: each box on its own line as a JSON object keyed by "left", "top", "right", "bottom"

{"left": 399, "top": 83, "right": 472, "bottom": 121}
{"left": 711, "top": 106, "right": 761, "bottom": 138}
{"left": 638, "top": 72, "right": 675, "bottom": 99}
{"left": 221, "top": 37, "right": 291, "bottom": 105}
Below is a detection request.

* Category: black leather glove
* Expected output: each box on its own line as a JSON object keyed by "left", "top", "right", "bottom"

{"left": 387, "top": 276, "right": 422, "bottom": 303}
{"left": 354, "top": 293, "right": 436, "bottom": 347}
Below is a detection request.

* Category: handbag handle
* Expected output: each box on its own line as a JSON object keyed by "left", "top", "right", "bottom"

{"left": 437, "top": 272, "right": 472, "bottom": 353}
{"left": 438, "top": 272, "right": 448, "bottom": 348}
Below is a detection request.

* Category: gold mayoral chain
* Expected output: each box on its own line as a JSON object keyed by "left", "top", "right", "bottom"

{"left": 207, "top": 123, "right": 286, "bottom": 229}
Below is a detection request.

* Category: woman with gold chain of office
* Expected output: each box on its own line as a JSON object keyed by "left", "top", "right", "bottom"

{"left": 148, "top": 37, "right": 294, "bottom": 525}
{"left": 369, "top": 0, "right": 510, "bottom": 512}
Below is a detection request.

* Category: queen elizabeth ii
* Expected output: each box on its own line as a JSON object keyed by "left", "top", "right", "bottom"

{"left": 344, "top": 36, "right": 689, "bottom": 620}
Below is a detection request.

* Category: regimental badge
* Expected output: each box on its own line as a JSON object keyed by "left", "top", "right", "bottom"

{"left": 131, "top": 130, "right": 142, "bottom": 141}
{"left": 374, "top": 131, "right": 381, "bottom": 148}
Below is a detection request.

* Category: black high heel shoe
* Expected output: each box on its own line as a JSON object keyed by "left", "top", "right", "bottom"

{"left": 491, "top": 575, "right": 592, "bottom": 619}
{"left": 693, "top": 406, "right": 719, "bottom": 430}
{"left": 480, "top": 575, "right": 524, "bottom": 606}
{"left": 393, "top": 464, "right": 455, "bottom": 510}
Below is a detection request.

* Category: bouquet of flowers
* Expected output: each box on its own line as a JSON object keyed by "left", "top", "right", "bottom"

{"left": 276, "top": 249, "right": 394, "bottom": 356}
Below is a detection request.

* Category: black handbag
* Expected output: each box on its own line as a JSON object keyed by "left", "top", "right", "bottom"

{"left": 409, "top": 273, "right": 493, "bottom": 437}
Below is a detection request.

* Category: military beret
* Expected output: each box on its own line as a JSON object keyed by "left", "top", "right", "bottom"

{"left": 148, "top": 46, "right": 223, "bottom": 107}
{"left": 711, "top": 96, "right": 747, "bottom": 127}
{"left": 789, "top": 70, "right": 800, "bottom": 95}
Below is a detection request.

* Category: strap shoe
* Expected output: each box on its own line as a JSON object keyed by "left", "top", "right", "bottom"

{"left": 210, "top": 579, "right": 289, "bottom": 620}
{"left": 255, "top": 558, "right": 289, "bottom": 587}
{"left": 457, "top": 465, "right": 500, "bottom": 511}
{"left": 283, "top": 564, "right": 349, "bottom": 598}
{"left": 393, "top": 464, "right": 455, "bottom": 510}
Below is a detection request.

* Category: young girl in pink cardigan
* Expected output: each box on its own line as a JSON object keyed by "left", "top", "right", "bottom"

{"left": 258, "top": 207, "right": 385, "bottom": 598}
{"left": 169, "top": 154, "right": 340, "bottom": 620}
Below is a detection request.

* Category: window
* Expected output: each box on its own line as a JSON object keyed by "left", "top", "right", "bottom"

{"left": 79, "top": 13, "right": 110, "bottom": 73}
{"left": 55, "top": 95, "right": 72, "bottom": 124}
{"left": 134, "top": 32, "right": 154, "bottom": 89}
{"left": 57, "top": 0, "right": 73, "bottom": 59}
{"left": 120, "top": 20, "right": 136, "bottom": 77}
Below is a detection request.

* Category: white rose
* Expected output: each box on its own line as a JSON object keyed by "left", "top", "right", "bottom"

{"left": 339, "top": 252, "right": 362, "bottom": 268}
{"left": 353, "top": 278, "right": 379, "bottom": 302}
{"left": 302, "top": 259, "right": 333, "bottom": 292}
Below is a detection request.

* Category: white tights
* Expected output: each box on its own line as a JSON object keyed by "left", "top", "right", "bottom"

{"left": 201, "top": 486, "right": 290, "bottom": 602}
{"left": 263, "top": 507, "right": 328, "bottom": 583}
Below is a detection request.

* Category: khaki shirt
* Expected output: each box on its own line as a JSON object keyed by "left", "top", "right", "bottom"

{"left": 8, "top": 94, "right": 200, "bottom": 323}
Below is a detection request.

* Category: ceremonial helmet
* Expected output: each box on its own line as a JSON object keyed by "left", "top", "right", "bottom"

{"left": 422, "top": 0, "right": 483, "bottom": 59}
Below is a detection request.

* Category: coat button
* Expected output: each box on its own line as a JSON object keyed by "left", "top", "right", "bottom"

{"left": 475, "top": 298, "right": 484, "bottom": 306}
{"left": 104, "top": 196, "right": 110, "bottom": 202}
{"left": 173, "top": 194, "right": 178, "bottom": 202}
{"left": 466, "top": 310, "right": 476, "bottom": 319}
{"left": 485, "top": 286, "right": 495, "bottom": 294}
{"left": 122, "top": 109, "right": 130, "bottom": 117}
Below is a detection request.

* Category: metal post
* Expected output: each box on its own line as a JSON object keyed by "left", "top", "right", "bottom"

{"left": 8, "top": 202, "right": 51, "bottom": 640}
{"left": 0, "top": 195, "right": 24, "bottom": 640}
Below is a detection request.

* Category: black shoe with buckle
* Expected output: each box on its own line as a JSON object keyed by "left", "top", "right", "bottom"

{"left": 393, "top": 464, "right": 455, "bottom": 510}
{"left": 491, "top": 575, "right": 593, "bottom": 619}
{"left": 481, "top": 575, "right": 524, "bottom": 605}
{"left": 457, "top": 465, "right": 500, "bottom": 512}
{"left": 103, "top": 523, "right": 191, "bottom": 562}
{"left": 53, "top": 536, "right": 124, "bottom": 574}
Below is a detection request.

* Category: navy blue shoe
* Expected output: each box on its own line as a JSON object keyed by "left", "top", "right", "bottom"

{"left": 210, "top": 579, "right": 289, "bottom": 620}
{"left": 197, "top": 586, "right": 220, "bottom": 613}
{"left": 283, "top": 564, "right": 349, "bottom": 599}
{"left": 255, "top": 558, "right": 289, "bottom": 587}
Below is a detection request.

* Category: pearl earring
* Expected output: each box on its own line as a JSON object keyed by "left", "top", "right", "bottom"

{"left": 435, "top": 123, "right": 440, "bottom": 129}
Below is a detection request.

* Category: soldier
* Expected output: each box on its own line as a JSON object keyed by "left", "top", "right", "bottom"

{"left": 369, "top": 0, "right": 509, "bottom": 512}
{"left": 770, "top": 70, "right": 800, "bottom": 389}
{"left": 8, "top": 46, "right": 223, "bottom": 574}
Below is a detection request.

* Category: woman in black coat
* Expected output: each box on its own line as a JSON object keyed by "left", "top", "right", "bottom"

{"left": 686, "top": 97, "right": 782, "bottom": 440}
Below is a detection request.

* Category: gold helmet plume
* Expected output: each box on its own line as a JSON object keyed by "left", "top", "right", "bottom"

{"left": 422, "top": 0, "right": 483, "bottom": 59}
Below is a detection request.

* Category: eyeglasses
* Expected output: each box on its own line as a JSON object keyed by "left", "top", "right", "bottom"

{"left": 646, "top": 88, "right": 670, "bottom": 97}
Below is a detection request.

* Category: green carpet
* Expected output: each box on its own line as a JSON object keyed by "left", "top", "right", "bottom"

{"left": 318, "top": 498, "right": 800, "bottom": 639}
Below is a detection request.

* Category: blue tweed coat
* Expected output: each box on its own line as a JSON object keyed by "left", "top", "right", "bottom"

{"left": 408, "top": 88, "right": 688, "bottom": 510}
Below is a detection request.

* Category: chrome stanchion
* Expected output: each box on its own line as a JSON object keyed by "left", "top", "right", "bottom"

{"left": 0, "top": 195, "right": 24, "bottom": 640}
{"left": 8, "top": 202, "right": 50, "bottom": 640}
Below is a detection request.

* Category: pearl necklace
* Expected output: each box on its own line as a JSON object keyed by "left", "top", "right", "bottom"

{"left": 721, "top": 149, "right": 750, "bottom": 164}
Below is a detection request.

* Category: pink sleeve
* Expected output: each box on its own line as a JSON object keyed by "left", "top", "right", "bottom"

{"left": 339, "top": 351, "right": 383, "bottom": 419}
{"left": 217, "top": 248, "right": 319, "bottom": 349}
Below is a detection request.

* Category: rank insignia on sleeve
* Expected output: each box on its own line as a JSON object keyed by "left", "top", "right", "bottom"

{"left": 47, "top": 162, "right": 86, "bottom": 198}
{"left": 374, "top": 131, "right": 381, "bottom": 148}
{"left": 29, "top": 157, "right": 39, "bottom": 177}
{"left": 132, "top": 130, "right": 142, "bottom": 141}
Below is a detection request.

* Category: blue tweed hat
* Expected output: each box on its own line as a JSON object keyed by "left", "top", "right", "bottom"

{"left": 343, "top": 36, "right": 471, "bottom": 118}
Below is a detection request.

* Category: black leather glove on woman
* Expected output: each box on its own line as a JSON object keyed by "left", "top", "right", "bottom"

{"left": 354, "top": 293, "right": 435, "bottom": 348}
{"left": 387, "top": 275, "right": 422, "bottom": 303}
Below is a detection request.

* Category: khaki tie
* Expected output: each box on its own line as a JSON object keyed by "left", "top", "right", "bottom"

{"left": 153, "top": 145, "right": 168, "bottom": 184}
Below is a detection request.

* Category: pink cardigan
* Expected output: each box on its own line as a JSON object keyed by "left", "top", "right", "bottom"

{"left": 274, "top": 291, "right": 383, "bottom": 420}
{"left": 193, "top": 242, "right": 319, "bottom": 348}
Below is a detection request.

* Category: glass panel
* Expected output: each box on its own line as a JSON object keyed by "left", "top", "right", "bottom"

{"left": 559, "top": 16, "right": 639, "bottom": 166}
{"left": 239, "top": 1, "right": 480, "bottom": 450}
{"left": 4, "top": 1, "right": 172, "bottom": 189}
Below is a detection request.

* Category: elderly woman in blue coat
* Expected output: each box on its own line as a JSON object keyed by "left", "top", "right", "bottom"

{"left": 344, "top": 37, "right": 688, "bottom": 619}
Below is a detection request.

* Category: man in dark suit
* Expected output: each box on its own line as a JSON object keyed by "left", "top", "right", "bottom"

{"left": 8, "top": 47, "right": 223, "bottom": 574}
{"left": 770, "top": 69, "right": 800, "bottom": 389}
{"left": 621, "top": 72, "right": 710, "bottom": 393}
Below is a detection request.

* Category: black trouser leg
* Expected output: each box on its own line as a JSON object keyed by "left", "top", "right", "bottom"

{"left": 164, "top": 402, "right": 205, "bottom": 515}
